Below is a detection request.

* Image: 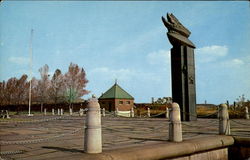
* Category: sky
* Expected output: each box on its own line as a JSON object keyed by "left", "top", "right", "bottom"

{"left": 0, "top": 1, "right": 249, "bottom": 104}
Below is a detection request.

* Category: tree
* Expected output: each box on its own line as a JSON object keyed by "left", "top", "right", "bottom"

{"left": 5, "top": 77, "right": 18, "bottom": 105}
{"left": 64, "top": 63, "right": 89, "bottom": 109}
{"left": 49, "top": 69, "right": 65, "bottom": 104}
{"left": 153, "top": 97, "right": 172, "bottom": 104}
{"left": 0, "top": 81, "right": 6, "bottom": 106}
{"left": 15, "top": 74, "right": 29, "bottom": 105}
{"left": 30, "top": 77, "right": 39, "bottom": 104}
{"left": 37, "top": 64, "right": 50, "bottom": 112}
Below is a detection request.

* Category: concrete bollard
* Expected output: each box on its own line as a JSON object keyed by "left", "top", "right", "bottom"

{"left": 166, "top": 107, "right": 169, "bottom": 119}
{"left": 245, "top": 107, "right": 249, "bottom": 120}
{"left": 57, "top": 108, "right": 60, "bottom": 115}
{"left": 169, "top": 103, "right": 182, "bottom": 142}
{"left": 6, "top": 110, "right": 10, "bottom": 119}
{"left": 70, "top": 108, "right": 73, "bottom": 116}
{"left": 60, "top": 108, "right": 64, "bottom": 115}
{"left": 219, "top": 104, "right": 230, "bottom": 135}
{"left": 102, "top": 108, "right": 105, "bottom": 117}
{"left": 1, "top": 110, "right": 4, "bottom": 119}
{"left": 80, "top": 108, "right": 84, "bottom": 116}
{"left": 131, "top": 107, "right": 134, "bottom": 118}
{"left": 44, "top": 108, "right": 47, "bottom": 116}
{"left": 52, "top": 108, "right": 55, "bottom": 115}
{"left": 217, "top": 106, "right": 220, "bottom": 119}
{"left": 147, "top": 107, "right": 150, "bottom": 117}
{"left": 115, "top": 108, "right": 119, "bottom": 117}
{"left": 84, "top": 96, "right": 102, "bottom": 153}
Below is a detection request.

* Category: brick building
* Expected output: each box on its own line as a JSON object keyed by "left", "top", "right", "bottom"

{"left": 98, "top": 82, "right": 134, "bottom": 112}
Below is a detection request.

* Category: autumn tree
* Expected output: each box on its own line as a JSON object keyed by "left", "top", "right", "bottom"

{"left": 15, "top": 74, "right": 29, "bottom": 105}
{"left": 5, "top": 77, "right": 18, "bottom": 105}
{"left": 37, "top": 64, "right": 50, "bottom": 112}
{"left": 0, "top": 75, "right": 30, "bottom": 104}
{"left": 49, "top": 69, "right": 65, "bottom": 104}
{"left": 30, "top": 77, "right": 39, "bottom": 104}
{"left": 0, "top": 81, "right": 6, "bottom": 106}
{"left": 64, "top": 63, "right": 89, "bottom": 110}
{"left": 0, "top": 63, "right": 89, "bottom": 111}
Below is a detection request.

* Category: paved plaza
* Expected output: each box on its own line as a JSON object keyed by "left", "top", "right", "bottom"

{"left": 0, "top": 114, "right": 250, "bottom": 160}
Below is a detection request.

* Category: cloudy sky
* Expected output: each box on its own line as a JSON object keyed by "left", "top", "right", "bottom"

{"left": 0, "top": 1, "right": 249, "bottom": 104}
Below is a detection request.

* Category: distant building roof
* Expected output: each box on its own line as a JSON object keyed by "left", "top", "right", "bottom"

{"left": 99, "top": 82, "right": 134, "bottom": 100}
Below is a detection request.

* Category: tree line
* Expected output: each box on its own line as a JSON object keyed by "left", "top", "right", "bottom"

{"left": 0, "top": 63, "right": 89, "bottom": 111}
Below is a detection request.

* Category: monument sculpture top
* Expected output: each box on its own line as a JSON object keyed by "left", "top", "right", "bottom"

{"left": 162, "top": 13, "right": 195, "bottom": 48}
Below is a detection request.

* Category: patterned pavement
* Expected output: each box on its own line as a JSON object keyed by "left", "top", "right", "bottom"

{"left": 0, "top": 114, "right": 249, "bottom": 160}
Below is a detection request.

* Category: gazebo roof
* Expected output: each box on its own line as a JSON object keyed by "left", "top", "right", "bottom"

{"left": 99, "top": 83, "right": 134, "bottom": 100}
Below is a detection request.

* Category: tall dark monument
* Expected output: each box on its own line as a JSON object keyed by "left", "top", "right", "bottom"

{"left": 162, "top": 13, "right": 197, "bottom": 121}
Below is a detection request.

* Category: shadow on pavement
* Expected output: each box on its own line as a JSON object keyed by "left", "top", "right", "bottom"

{"left": 42, "top": 146, "right": 84, "bottom": 153}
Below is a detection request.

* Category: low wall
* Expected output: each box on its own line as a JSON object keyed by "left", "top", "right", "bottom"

{"left": 56, "top": 135, "right": 234, "bottom": 160}
{"left": 229, "top": 137, "right": 250, "bottom": 160}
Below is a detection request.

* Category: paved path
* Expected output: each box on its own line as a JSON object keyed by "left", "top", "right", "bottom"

{"left": 0, "top": 115, "right": 249, "bottom": 160}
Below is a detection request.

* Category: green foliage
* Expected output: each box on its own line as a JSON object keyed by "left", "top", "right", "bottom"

{"left": 65, "top": 87, "right": 78, "bottom": 104}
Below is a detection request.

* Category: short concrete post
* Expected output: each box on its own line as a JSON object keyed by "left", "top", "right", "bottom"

{"left": 169, "top": 103, "right": 182, "bottom": 142}
{"left": 57, "top": 108, "right": 60, "bottom": 115}
{"left": 102, "top": 108, "right": 105, "bottom": 117}
{"left": 70, "top": 108, "right": 73, "bottom": 116}
{"left": 44, "top": 108, "right": 47, "bottom": 116}
{"left": 115, "top": 107, "right": 119, "bottom": 117}
{"left": 147, "top": 107, "right": 150, "bottom": 117}
{"left": 6, "top": 110, "right": 10, "bottom": 119}
{"left": 219, "top": 104, "right": 230, "bottom": 135}
{"left": 60, "top": 108, "right": 64, "bottom": 115}
{"left": 52, "top": 108, "right": 55, "bottom": 115}
{"left": 84, "top": 96, "right": 102, "bottom": 153}
{"left": 80, "top": 108, "right": 84, "bottom": 116}
{"left": 1, "top": 110, "right": 4, "bottom": 119}
{"left": 131, "top": 107, "right": 134, "bottom": 118}
{"left": 217, "top": 106, "right": 220, "bottom": 118}
{"left": 165, "top": 107, "right": 169, "bottom": 119}
{"left": 245, "top": 107, "right": 249, "bottom": 120}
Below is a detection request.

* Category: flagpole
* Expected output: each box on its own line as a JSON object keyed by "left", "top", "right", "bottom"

{"left": 28, "top": 29, "right": 34, "bottom": 116}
